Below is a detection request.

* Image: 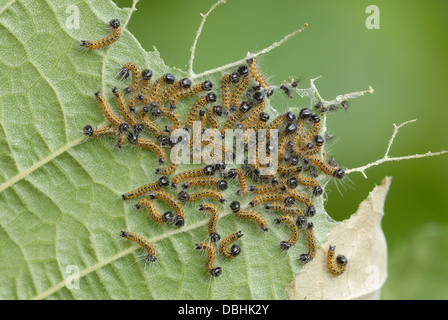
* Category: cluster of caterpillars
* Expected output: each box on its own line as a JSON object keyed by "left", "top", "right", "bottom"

{"left": 81, "top": 19, "right": 348, "bottom": 278}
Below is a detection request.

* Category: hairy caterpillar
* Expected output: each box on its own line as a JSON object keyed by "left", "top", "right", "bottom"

{"left": 230, "top": 201, "right": 268, "bottom": 232}
{"left": 274, "top": 215, "right": 300, "bottom": 250}
{"left": 199, "top": 204, "right": 221, "bottom": 242}
{"left": 168, "top": 80, "right": 213, "bottom": 110}
{"left": 122, "top": 176, "right": 170, "bottom": 200}
{"left": 178, "top": 189, "right": 226, "bottom": 204}
{"left": 219, "top": 231, "right": 243, "bottom": 259}
{"left": 171, "top": 165, "right": 216, "bottom": 189}
{"left": 148, "top": 190, "right": 185, "bottom": 227}
{"left": 80, "top": 19, "right": 121, "bottom": 49}
{"left": 299, "top": 222, "right": 317, "bottom": 264}
{"left": 120, "top": 231, "right": 157, "bottom": 262}
{"left": 119, "top": 62, "right": 141, "bottom": 94}
{"left": 327, "top": 245, "right": 348, "bottom": 276}
{"left": 194, "top": 242, "right": 222, "bottom": 277}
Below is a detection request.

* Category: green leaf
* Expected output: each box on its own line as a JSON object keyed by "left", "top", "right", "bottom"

{"left": 0, "top": 0, "right": 383, "bottom": 300}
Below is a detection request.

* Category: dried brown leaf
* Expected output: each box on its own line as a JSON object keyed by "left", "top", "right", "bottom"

{"left": 286, "top": 177, "right": 391, "bottom": 300}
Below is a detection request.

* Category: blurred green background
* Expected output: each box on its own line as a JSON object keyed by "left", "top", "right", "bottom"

{"left": 114, "top": 0, "right": 448, "bottom": 299}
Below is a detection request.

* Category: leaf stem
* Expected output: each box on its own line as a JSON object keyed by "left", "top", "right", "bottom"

{"left": 191, "top": 23, "right": 309, "bottom": 80}
{"left": 188, "top": 0, "right": 227, "bottom": 77}
{"left": 346, "top": 119, "right": 448, "bottom": 178}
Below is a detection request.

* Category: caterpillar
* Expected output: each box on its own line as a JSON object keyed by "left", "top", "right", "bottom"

{"left": 280, "top": 84, "right": 292, "bottom": 98}
{"left": 182, "top": 177, "right": 228, "bottom": 191}
{"left": 221, "top": 101, "right": 251, "bottom": 134}
{"left": 127, "top": 68, "right": 153, "bottom": 113}
{"left": 327, "top": 245, "right": 348, "bottom": 276}
{"left": 296, "top": 216, "right": 308, "bottom": 228}
{"left": 139, "top": 117, "right": 164, "bottom": 139}
{"left": 184, "top": 92, "right": 217, "bottom": 130}
{"left": 286, "top": 175, "right": 323, "bottom": 197}
{"left": 285, "top": 190, "right": 315, "bottom": 217}
{"left": 248, "top": 144, "right": 261, "bottom": 174}
{"left": 199, "top": 203, "right": 221, "bottom": 242}
{"left": 83, "top": 125, "right": 117, "bottom": 138}
{"left": 297, "top": 114, "right": 321, "bottom": 151}
{"left": 299, "top": 222, "right": 317, "bottom": 264}
{"left": 264, "top": 201, "right": 305, "bottom": 217}
{"left": 138, "top": 69, "right": 153, "bottom": 96}
{"left": 224, "top": 168, "right": 249, "bottom": 196}
{"left": 283, "top": 121, "right": 300, "bottom": 138}
{"left": 265, "top": 111, "right": 296, "bottom": 141}
{"left": 274, "top": 215, "right": 300, "bottom": 250}
{"left": 148, "top": 106, "right": 182, "bottom": 133}
{"left": 277, "top": 132, "right": 292, "bottom": 161}
{"left": 303, "top": 135, "right": 325, "bottom": 156}
{"left": 94, "top": 91, "right": 125, "bottom": 127}
{"left": 313, "top": 101, "right": 324, "bottom": 112}
{"left": 266, "top": 112, "right": 296, "bottom": 131}
{"left": 168, "top": 80, "right": 213, "bottom": 110}
{"left": 221, "top": 72, "right": 240, "bottom": 111}
{"left": 298, "top": 107, "right": 313, "bottom": 120}
{"left": 178, "top": 189, "right": 226, "bottom": 203}
{"left": 289, "top": 110, "right": 310, "bottom": 149}
{"left": 148, "top": 190, "right": 185, "bottom": 227}
{"left": 116, "top": 132, "right": 127, "bottom": 149}
{"left": 249, "top": 183, "right": 286, "bottom": 195}
{"left": 305, "top": 155, "right": 345, "bottom": 179}
{"left": 80, "top": 125, "right": 129, "bottom": 149}
{"left": 277, "top": 162, "right": 303, "bottom": 175}
{"left": 139, "top": 73, "right": 176, "bottom": 105}
{"left": 230, "top": 201, "right": 268, "bottom": 232}
{"left": 171, "top": 165, "right": 215, "bottom": 189}
{"left": 155, "top": 78, "right": 192, "bottom": 107}
{"left": 112, "top": 87, "right": 139, "bottom": 130}
{"left": 122, "top": 176, "right": 170, "bottom": 200}
{"left": 135, "top": 198, "right": 167, "bottom": 224}
{"left": 205, "top": 105, "right": 221, "bottom": 129}
{"left": 249, "top": 192, "right": 287, "bottom": 207}
{"left": 219, "top": 231, "right": 243, "bottom": 259}
{"left": 120, "top": 231, "right": 157, "bottom": 262}
{"left": 155, "top": 162, "right": 179, "bottom": 176}
{"left": 198, "top": 109, "right": 208, "bottom": 129}
{"left": 80, "top": 19, "right": 121, "bottom": 50}
{"left": 251, "top": 112, "right": 270, "bottom": 131}
{"left": 194, "top": 242, "right": 222, "bottom": 277}
{"left": 282, "top": 154, "right": 300, "bottom": 166}
{"left": 229, "top": 66, "right": 250, "bottom": 112}
{"left": 131, "top": 135, "right": 167, "bottom": 164}
{"left": 246, "top": 57, "right": 273, "bottom": 96}
{"left": 120, "top": 62, "right": 141, "bottom": 94}
{"left": 238, "top": 93, "right": 266, "bottom": 131}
